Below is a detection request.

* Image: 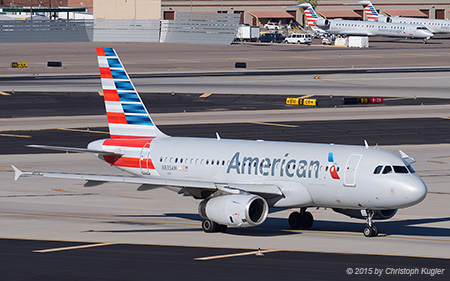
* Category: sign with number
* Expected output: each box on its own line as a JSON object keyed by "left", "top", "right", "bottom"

{"left": 11, "top": 62, "right": 28, "bottom": 68}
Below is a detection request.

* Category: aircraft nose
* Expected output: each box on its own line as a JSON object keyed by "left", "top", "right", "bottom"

{"left": 403, "top": 176, "right": 427, "bottom": 207}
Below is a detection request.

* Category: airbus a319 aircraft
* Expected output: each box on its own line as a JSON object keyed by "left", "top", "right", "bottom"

{"left": 349, "top": 1, "right": 450, "bottom": 34}
{"left": 13, "top": 48, "right": 427, "bottom": 237}
{"left": 298, "top": 3, "right": 433, "bottom": 43}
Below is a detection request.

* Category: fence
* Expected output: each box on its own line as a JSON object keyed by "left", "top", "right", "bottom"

{"left": 0, "top": 13, "right": 240, "bottom": 45}
{"left": 160, "top": 13, "right": 240, "bottom": 45}
{"left": 0, "top": 20, "right": 92, "bottom": 43}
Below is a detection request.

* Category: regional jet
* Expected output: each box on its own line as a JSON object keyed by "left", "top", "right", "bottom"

{"left": 348, "top": 1, "right": 450, "bottom": 34}
{"left": 12, "top": 48, "right": 427, "bottom": 237}
{"left": 298, "top": 3, "right": 433, "bottom": 43}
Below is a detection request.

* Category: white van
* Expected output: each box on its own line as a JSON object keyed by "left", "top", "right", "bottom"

{"left": 285, "top": 33, "right": 312, "bottom": 44}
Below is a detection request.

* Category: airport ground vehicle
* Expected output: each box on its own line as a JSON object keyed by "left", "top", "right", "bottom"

{"left": 235, "top": 24, "right": 260, "bottom": 42}
{"left": 285, "top": 33, "right": 312, "bottom": 44}
{"left": 258, "top": 33, "right": 284, "bottom": 43}
{"left": 264, "top": 22, "right": 282, "bottom": 30}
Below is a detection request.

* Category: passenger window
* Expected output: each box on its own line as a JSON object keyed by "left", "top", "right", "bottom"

{"left": 373, "top": 165, "right": 383, "bottom": 174}
{"left": 393, "top": 166, "right": 409, "bottom": 174}
{"left": 382, "top": 166, "right": 393, "bottom": 174}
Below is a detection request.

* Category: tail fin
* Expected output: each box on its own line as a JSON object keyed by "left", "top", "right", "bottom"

{"left": 299, "top": 3, "right": 321, "bottom": 27}
{"left": 360, "top": 1, "right": 379, "bottom": 21}
{"left": 96, "top": 47, "right": 166, "bottom": 139}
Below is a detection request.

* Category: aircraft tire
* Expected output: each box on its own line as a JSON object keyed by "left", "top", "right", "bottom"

{"left": 371, "top": 225, "right": 378, "bottom": 237}
{"left": 363, "top": 226, "right": 373, "bottom": 237}
{"left": 219, "top": 224, "right": 228, "bottom": 233}
{"left": 302, "top": 211, "right": 314, "bottom": 229}
{"left": 202, "top": 219, "right": 220, "bottom": 233}
{"left": 288, "top": 212, "right": 304, "bottom": 229}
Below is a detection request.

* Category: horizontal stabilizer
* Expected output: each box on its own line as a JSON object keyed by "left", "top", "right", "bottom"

{"left": 27, "top": 145, "right": 122, "bottom": 156}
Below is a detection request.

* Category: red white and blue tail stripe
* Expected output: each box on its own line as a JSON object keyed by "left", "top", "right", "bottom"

{"left": 303, "top": 4, "right": 320, "bottom": 27}
{"left": 363, "top": 2, "right": 379, "bottom": 21}
{"left": 96, "top": 47, "right": 166, "bottom": 139}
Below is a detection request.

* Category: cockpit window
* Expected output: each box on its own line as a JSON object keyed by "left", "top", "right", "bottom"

{"left": 382, "top": 166, "right": 393, "bottom": 174}
{"left": 407, "top": 165, "right": 416, "bottom": 173}
{"left": 393, "top": 166, "right": 409, "bottom": 174}
{"left": 373, "top": 165, "right": 383, "bottom": 174}
{"left": 417, "top": 26, "right": 428, "bottom": 30}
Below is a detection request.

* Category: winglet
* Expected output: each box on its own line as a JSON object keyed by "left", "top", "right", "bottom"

{"left": 12, "top": 165, "right": 23, "bottom": 181}
{"left": 364, "top": 140, "right": 369, "bottom": 149}
{"left": 399, "top": 150, "right": 416, "bottom": 165}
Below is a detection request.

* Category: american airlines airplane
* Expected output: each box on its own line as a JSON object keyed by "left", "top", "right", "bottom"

{"left": 298, "top": 3, "right": 434, "bottom": 43}
{"left": 349, "top": 1, "right": 450, "bottom": 34}
{"left": 12, "top": 48, "right": 428, "bottom": 237}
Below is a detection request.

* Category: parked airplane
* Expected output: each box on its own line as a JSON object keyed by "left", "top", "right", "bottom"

{"left": 348, "top": 1, "right": 450, "bottom": 34}
{"left": 298, "top": 3, "right": 434, "bottom": 43}
{"left": 12, "top": 48, "right": 428, "bottom": 237}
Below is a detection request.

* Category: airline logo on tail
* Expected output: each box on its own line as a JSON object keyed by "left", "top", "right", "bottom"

{"left": 363, "top": 2, "right": 379, "bottom": 21}
{"left": 97, "top": 47, "right": 162, "bottom": 139}
{"left": 303, "top": 5, "right": 320, "bottom": 27}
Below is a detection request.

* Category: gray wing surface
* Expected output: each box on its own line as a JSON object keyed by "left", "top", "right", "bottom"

{"left": 12, "top": 166, "right": 283, "bottom": 196}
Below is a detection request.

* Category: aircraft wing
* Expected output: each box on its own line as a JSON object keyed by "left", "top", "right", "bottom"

{"left": 11, "top": 166, "right": 283, "bottom": 196}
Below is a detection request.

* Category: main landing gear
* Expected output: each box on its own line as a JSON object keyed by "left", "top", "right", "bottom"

{"left": 288, "top": 208, "right": 314, "bottom": 229}
{"left": 363, "top": 210, "right": 379, "bottom": 237}
{"left": 201, "top": 219, "right": 227, "bottom": 233}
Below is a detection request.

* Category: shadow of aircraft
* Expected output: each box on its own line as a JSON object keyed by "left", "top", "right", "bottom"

{"left": 110, "top": 213, "right": 450, "bottom": 238}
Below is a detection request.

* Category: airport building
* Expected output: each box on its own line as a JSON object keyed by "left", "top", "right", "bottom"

{"left": 159, "top": 0, "right": 450, "bottom": 25}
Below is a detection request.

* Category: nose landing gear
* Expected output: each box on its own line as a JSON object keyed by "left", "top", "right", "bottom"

{"left": 363, "top": 210, "right": 379, "bottom": 237}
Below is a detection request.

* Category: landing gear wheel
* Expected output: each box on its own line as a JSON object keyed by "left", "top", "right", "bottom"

{"left": 219, "top": 224, "right": 228, "bottom": 233}
{"left": 302, "top": 211, "right": 314, "bottom": 229}
{"left": 363, "top": 210, "right": 378, "bottom": 237}
{"left": 363, "top": 226, "right": 373, "bottom": 237}
{"left": 288, "top": 212, "right": 304, "bottom": 229}
{"left": 202, "top": 219, "right": 219, "bottom": 233}
{"left": 370, "top": 225, "right": 378, "bottom": 237}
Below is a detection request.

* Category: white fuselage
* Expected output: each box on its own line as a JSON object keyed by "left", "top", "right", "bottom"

{"left": 90, "top": 137, "right": 427, "bottom": 211}
{"left": 389, "top": 17, "right": 450, "bottom": 34}
{"left": 323, "top": 19, "right": 433, "bottom": 39}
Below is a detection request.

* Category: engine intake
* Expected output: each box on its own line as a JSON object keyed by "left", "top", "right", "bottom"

{"left": 315, "top": 19, "right": 330, "bottom": 28}
{"left": 376, "top": 16, "right": 391, "bottom": 23}
{"left": 333, "top": 208, "right": 397, "bottom": 220}
{"left": 199, "top": 194, "right": 269, "bottom": 227}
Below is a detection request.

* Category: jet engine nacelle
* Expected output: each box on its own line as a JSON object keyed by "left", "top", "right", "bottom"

{"left": 375, "top": 15, "right": 391, "bottom": 23}
{"left": 198, "top": 194, "right": 269, "bottom": 227}
{"left": 315, "top": 19, "right": 330, "bottom": 28}
{"left": 333, "top": 208, "right": 397, "bottom": 220}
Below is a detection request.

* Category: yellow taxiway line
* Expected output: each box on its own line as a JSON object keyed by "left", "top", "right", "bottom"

{"left": 57, "top": 128, "right": 109, "bottom": 135}
{"left": 249, "top": 122, "right": 298, "bottom": 128}
{"left": 0, "top": 91, "right": 11, "bottom": 96}
{"left": 199, "top": 93, "right": 212, "bottom": 98}
{"left": 0, "top": 133, "right": 31, "bottom": 138}
{"left": 34, "top": 242, "right": 117, "bottom": 253}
